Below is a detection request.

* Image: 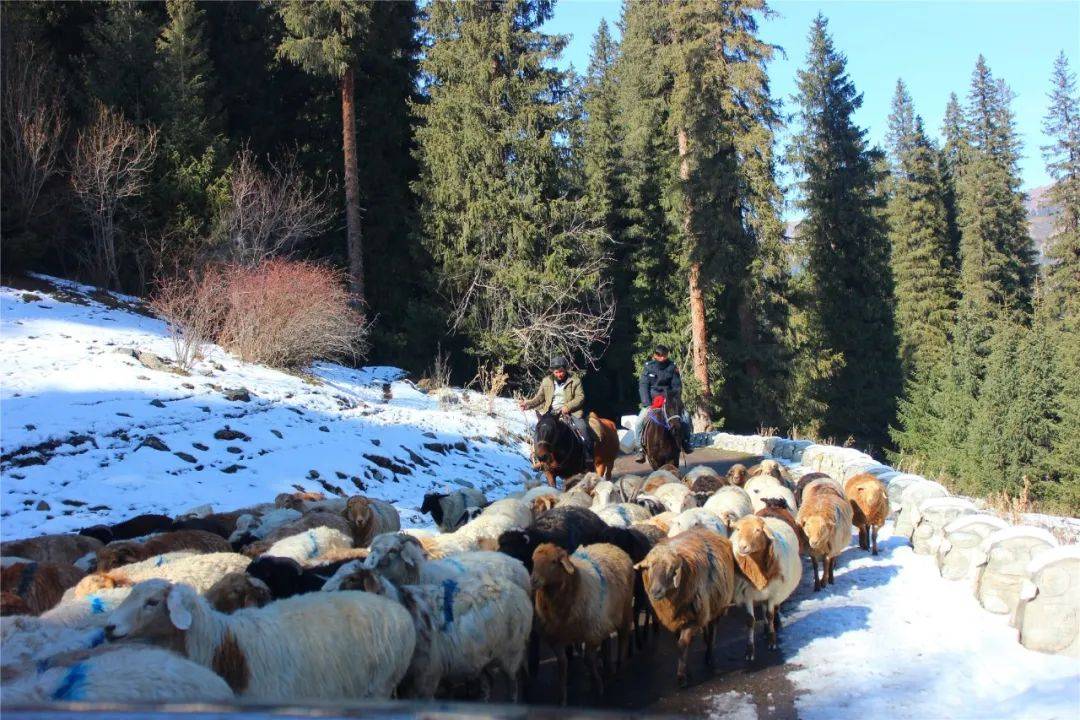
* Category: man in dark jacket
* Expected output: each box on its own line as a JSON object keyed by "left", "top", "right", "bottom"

{"left": 635, "top": 345, "right": 691, "bottom": 461}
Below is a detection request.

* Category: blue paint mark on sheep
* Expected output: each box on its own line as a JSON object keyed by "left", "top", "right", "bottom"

{"left": 36, "top": 658, "right": 51, "bottom": 675}
{"left": 444, "top": 557, "right": 466, "bottom": 574}
{"left": 155, "top": 555, "right": 166, "bottom": 567}
{"left": 51, "top": 663, "right": 87, "bottom": 701}
{"left": 88, "top": 628, "right": 106, "bottom": 649}
{"left": 89, "top": 595, "right": 105, "bottom": 614}
{"left": 441, "top": 579, "right": 458, "bottom": 630}
{"left": 704, "top": 546, "right": 717, "bottom": 582}
{"left": 615, "top": 506, "right": 630, "bottom": 524}
{"left": 306, "top": 531, "right": 320, "bottom": 560}
{"left": 572, "top": 550, "right": 606, "bottom": 602}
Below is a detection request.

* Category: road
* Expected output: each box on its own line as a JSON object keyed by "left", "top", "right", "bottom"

{"left": 516, "top": 447, "right": 807, "bottom": 717}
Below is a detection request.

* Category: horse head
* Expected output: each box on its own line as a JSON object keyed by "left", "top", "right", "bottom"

{"left": 533, "top": 411, "right": 559, "bottom": 464}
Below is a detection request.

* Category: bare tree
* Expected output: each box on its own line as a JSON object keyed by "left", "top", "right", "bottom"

{"left": 1, "top": 39, "right": 66, "bottom": 227}
{"left": 149, "top": 268, "right": 225, "bottom": 370}
{"left": 70, "top": 103, "right": 157, "bottom": 288}
{"left": 213, "top": 148, "right": 333, "bottom": 265}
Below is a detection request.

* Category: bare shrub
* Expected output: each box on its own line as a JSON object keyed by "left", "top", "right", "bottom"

{"left": 216, "top": 259, "right": 369, "bottom": 369}
{"left": 149, "top": 269, "right": 225, "bottom": 370}
{"left": 214, "top": 148, "right": 332, "bottom": 265}
{"left": 70, "top": 102, "right": 158, "bottom": 288}
{"left": 467, "top": 362, "right": 509, "bottom": 414}
{"left": 418, "top": 345, "right": 453, "bottom": 393}
{"left": 986, "top": 475, "right": 1033, "bottom": 525}
{"left": 1, "top": 38, "right": 66, "bottom": 227}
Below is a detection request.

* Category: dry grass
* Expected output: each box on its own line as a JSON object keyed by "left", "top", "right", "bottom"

{"left": 467, "top": 362, "right": 509, "bottom": 415}
{"left": 149, "top": 269, "right": 225, "bottom": 370}
{"left": 418, "top": 346, "right": 453, "bottom": 393}
{"left": 985, "top": 476, "right": 1034, "bottom": 525}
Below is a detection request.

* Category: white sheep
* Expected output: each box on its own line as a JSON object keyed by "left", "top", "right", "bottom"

{"left": 66, "top": 552, "right": 248, "bottom": 600}
{"left": 228, "top": 508, "right": 301, "bottom": 544}
{"left": 329, "top": 568, "right": 532, "bottom": 699}
{"left": 522, "top": 485, "right": 561, "bottom": 503}
{"left": 103, "top": 579, "right": 415, "bottom": 701}
{"left": 596, "top": 503, "right": 653, "bottom": 528}
{"left": 555, "top": 488, "right": 593, "bottom": 509}
{"left": 39, "top": 588, "right": 133, "bottom": 628}
{"left": 649, "top": 483, "right": 696, "bottom": 514}
{"left": 729, "top": 515, "right": 802, "bottom": 661}
{"left": 590, "top": 480, "right": 619, "bottom": 508}
{"left": 667, "top": 508, "right": 729, "bottom": 538}
{"left": 418, "top": 499, "right": 530, "bottom": 557}
{"left": 348, "top": 533, "right": 530, "bottom": 593}
{"left": 260, "top": 527, "right": 354, "bottom": 564}
{"left": 702, "top": 486, "right": 754, "bottom": 528}
{"left": 420, "top": 488, "right": 488, "bottom": 532}
{"left": 1, "top": 615, "right": 109, "bottom": 675}
{"left": 1, "top": 645, "right": 235, "bottom": 703}
{"left": 747, "top": 482, "right": 798, "bottom": 514}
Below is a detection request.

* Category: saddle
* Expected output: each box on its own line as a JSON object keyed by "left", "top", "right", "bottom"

{"left": 560, "top": 412, "right": 604, "bottom": 444}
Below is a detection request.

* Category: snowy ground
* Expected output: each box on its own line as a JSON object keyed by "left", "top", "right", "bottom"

{"left": 0, "top": 276, "right": 535, "bottom": 541}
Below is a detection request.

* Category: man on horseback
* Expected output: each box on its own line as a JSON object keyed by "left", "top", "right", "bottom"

{"left": 519, "top": 355, "right": 593, "bottom": 463}
{"left": 635, "top": 345, "right": 692, "bottom": 462}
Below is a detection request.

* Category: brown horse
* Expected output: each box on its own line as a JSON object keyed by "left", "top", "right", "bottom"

{"left": 532, "top": 411, "right": 619, "bottom": 487}
{"left": 640, "top": 404, "right": 682, "bottom": 470}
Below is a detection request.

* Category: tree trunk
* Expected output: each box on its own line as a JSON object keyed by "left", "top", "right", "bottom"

{"left": 679, "top": 128, "right": 712, "bottom": 432}
{"left": 341, "top": 67, "right": 365, "bottom": 303}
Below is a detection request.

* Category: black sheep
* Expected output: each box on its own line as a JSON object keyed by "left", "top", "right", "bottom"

{"left": 245, "top": 556, "right": 351, "bottom": 599}
{"left": 79, "top": 513, "right": 174, "bottom": 545}
{"left": 497, "top": 505, "right": 608, "bottom": 571}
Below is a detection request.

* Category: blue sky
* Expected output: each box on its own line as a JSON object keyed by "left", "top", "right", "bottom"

{"left": 545, "top": 1, "right": 1079, "bottom": 196}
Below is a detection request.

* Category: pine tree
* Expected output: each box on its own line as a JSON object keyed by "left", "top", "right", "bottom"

{"left": 277, "top": 1, "right": 372, "bottom": 302}
{"left": 939, "top": 93, "right": 966, "bottom": 264}
{"left": 1042, "top": 52, "right": 1080, "bottom": 319}
{"left": 885, "top": 80, "right": 957, "bottom": 374}
{"left": 786, "top": 14, "right": 900, "bottom": 447}
{"left": 155, "top": 0, "right": 217, "bottom": 157}
{"left": 84, "top": 1, "right": 159, "bottom": 122}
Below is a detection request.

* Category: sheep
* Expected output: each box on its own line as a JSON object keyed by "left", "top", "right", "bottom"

{"left": 632, "top": 495, "right": 667, "bottom": 517}
{"left": 205, "top": 573, "right": 274, "bottom": 613}
{"left": 598, "top": 526, "right": 657, "bottom": 637}
{"left": 683, "top": 467, "right": 726, "bottom": 502}
{"left": 844, "top": 473, "right": 889, "bottom": 555}
{"left": 725, "top": 463, "right": 749, "bottom": 487}
{"left": 257, "top": 527, "right": 354, "bottom": 564}
{"left": 103, "top": 579, "right": 416, "bottom": 701}
{"left": 274, "top": 491, "right": 327, "bottom": 511}
{"left": 667, "top": 509, "right": 729, "bottom": 538}
{"left": 796, "top": 482, "right": 854, "bottom": 590}
{"left": 78, "top": 514, "right": 174, "bottom": 545}
{"left": 521, "top": 485, "right": 561, "bottom": 503}
{"left": 1, "top": 615, "right": 111, "bottom": 676}
{"left": 172, "top": 510, "right": 247, "bottom": 540}
{"left": 39, "top": 588, "right": 133, "bottom": 628}
{"left": 1, "top": 644, "right": 236, "bottom": 703}
{"left": 62, "top": 552, "right": 196, "bottom": 601}
{"left": 629, "top": 522, "right": 667, "bottom": 545}
{"left": 69, "top": 553, "right": 252, "bottom": 599}
{"left": 300, "top": 546, "right": 370, "bottom": 566}
{"left": 419, "top": 499, "right": 531, "bottom": 558}
{"left": 1, "top": 535, "right": 103, "bottom": 567}
{"left": 1, "top": 561, "right": 85, "bottom": 616}
{"left": 2, "top": 591, "right": 30, "bottom": 616}
{"left": 228, "top": 508, "right": 302, "bottom": 547}
{"left": 745, "top": 479, "right": 798, "bottom": 515}
{"left": 565, "top": 471, "right": 603, "bottom": 495}
{"left": 356, "top": 533, "right": 529, "bottom": 593}
{"left": 420, "top": 488, "right": 488, "bottom": 532}
{"left": 590, "top": 480, "right": 619, "bottom": 508}
{"left": 729, "top": 515, "right": 802, "bottom": 661}
{"left": 554, "top": 488, "right": 593, "bottom": 509}
{"left": 615, "top": 474, "right": 646, "bottom": 501}
{"left": 335, "top": 567, "right": 532, "bottom": 700}
{"left": 642, "top": 468, "right": 680, "bottom": 494}
{"left": 634, "top": 527, "right": 736, "bottom": 687}
{"left": 344, "top": 496, "right": 401, "bottom": 547}
{"left": 531, "top": 542, "right": 635, "bottom": 704}
{"left": 756, "top": 498, "right": 809, "bottom": 556}
{"left": 96, "top": 530, "right": 231, "bottom": 571}
{"left": 702, "top": 486, "right": 754, "bottom": 528}
{"left": 531, "top": 494, "right": 560, "bottom": 516}
{"left": 242, "top": 555, "right": 348, "bottom": 599}
{"left": 747, "top": 459, "right": 793, "bottom": 488}
{"left": 794, "top": 472, "right": 840, "bottom": 506}
{"left": 640, "top": 511, "right": 677, "bottom": 535}
{"left": 649, "top": 483, "right": 696, "bottom": 514}
{"left": 238, "top": 512, "right": 354, "bottom": 557}
{"left": 496, "top": 506, "right": 609, "bottom": 571}
{"left": 596, "top": 503, "right": 653, "bottom": 528}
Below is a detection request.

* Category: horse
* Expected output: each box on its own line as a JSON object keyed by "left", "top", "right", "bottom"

{"left": 640, "top": 396, "right": 683, "bottom": 470}
{"left": 532, "top": 411, "right": 619, "bottom": 487}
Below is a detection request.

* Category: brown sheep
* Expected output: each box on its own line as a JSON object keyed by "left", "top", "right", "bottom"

{"left": 757, "top": 498, "right": 809, "bottom": 556}
{"left": 274, "top": 491, "right": 327, "bottom": 510}
{"left": 0, "top": 561, "right": 85, "bottom": 615}
{"left": 531, "top": 542, "right": 634, "bottom": 705}
{"left": 794, "top": 472, "right": 839, "bottom": 506}
{"left": 171, "top": 510, "right": 248, "bottom": 539}
{"left": 684, "top": 473, "right": 725, "bottom": 496}
{"left": 634, "top": 527, "right": 735, "bottom": 686}
{"left": 725, "top": 464, "right": 749, "bottom": 487}
{"left": 640, "top": 511, "right": 677, "bottom": 535}
{"left": 630, "top": 522, "right": 667, "bottom": 545}
{"left": 205, "top": 572, "right": 273, "bottom": 613}
{"left": 301, "top": 546, "right": 369, "bottom": 566}
{"left": 531, "top": 494, "right": 559, "bottom": 516}
{"left": 238, "top": 512, "right": 354, "bottom": 558}
{"left": 796, "top": 484, "right": 854, "bottom": 590}
{"left": 844, "top": 473, "right": 889, "bottom": 555}
{"left": 1, "top": 534, "right": 102, "bottom": 567}
{"left": 747, "top": 459, "right": 794, "bottom": 490}
{"left": 0, "top": 590, "right": 30, "bottom": 615}
{"left": 95, "top": 530, "right": 230, "bottom": 571}
{"left": 344, "top": 496, "right": 401, "bottom": 547}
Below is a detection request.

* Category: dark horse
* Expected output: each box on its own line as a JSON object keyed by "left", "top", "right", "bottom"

{"left": 640, "top": 398, "right": 684, "bottom": 470}
{"left": 532, "top": 411, "right": 618, "bottom": 487}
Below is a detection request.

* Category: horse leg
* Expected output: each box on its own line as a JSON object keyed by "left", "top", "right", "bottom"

{"left": 546, "top": 470, "right": 557, "bottom": 488}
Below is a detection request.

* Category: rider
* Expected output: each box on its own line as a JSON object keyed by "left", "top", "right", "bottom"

{"left": 519, "top": 355, "right": 593, "bottom": 463}
{"left": 636, "top": 344, "right": 691, "bottom": 462}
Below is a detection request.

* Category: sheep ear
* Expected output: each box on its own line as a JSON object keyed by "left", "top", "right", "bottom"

{"left": 632, "top": 560, "right": 650, "bottom": 571}
{"left": 559, "top": 556, "right": 575, "bottom": 574}
{"left": 673, "top": 566, "right": 682, "bottom": 589}
{"left": 166, "top": 586, "right": 193, "bottom": 631}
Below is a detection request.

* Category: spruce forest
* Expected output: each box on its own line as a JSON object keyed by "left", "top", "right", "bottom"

{"left": 2, "top": 1, "right": 1077, "bottom": 513}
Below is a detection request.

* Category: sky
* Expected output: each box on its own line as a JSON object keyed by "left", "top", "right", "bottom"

{"left": 544, "top": 0, "right": 1080, "bottom": 196}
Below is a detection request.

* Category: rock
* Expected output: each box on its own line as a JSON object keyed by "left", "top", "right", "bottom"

{"left": 319, "top": 425, "right": 329, "bottom": 433}
{"left": 182, "top": 383, "right": 195, "bottom": 389}
{"left": 193, "top": 442, "right": 209, "bottom": 451}
{"left": 149, "top": 399, "right": 166, "bottom": 408}
{"left": 422, "top": 431, "right": 437, "bottom": 439}
{"left": 308, "top": 470, "right": 320, "bottom": 479}
{"left": 138, "top": 435, "right": 170, "bottom": 452}
{"left": 214, "top": 428, "right": 250, "bottom": 442}
{"left": 371, "top": 438, "right": 381, "bottom": 447}
{"left": 362, "top": 453, "right": 412, "bottom": 475}
{"left": 174, "top": 452, "right": 198, "bottom": 464}
{"left": 212, "top": 362, "right": 226, "bottom": 371}
{"left": 350, "top": 476, "right": 367, "bottom": 492}
{"left": 894, "top": 480, "right": 948, "bottom": 539}
{"left": 35, "top": 500, "right": 50, "bottom": 511}
{"left": 61, "top": 499, "right": 86, "bottom": 507}
{"left": 223, "top": 387, "right": 250, "bottom": 402}
{"left": 975, "top": 527, "right": 1059, "bottom": 616}
{"left": 21, "top": 293, "right": 42, "bottom": 303}
{"left": 937, "top": 515, "right": 1010, "bottom": 581}
{"left": 911, "top": 497, "right": 979, "bottom": 555}
{"left": 270, "top": 429, "right": 283, "bottom": 439}
{"left": 226, "top": 446, "right": 242, "bottom": 454}
{"left": 1016, "top": 545, "right": 1080, "bottom": 657}
{"left": 222, "top": 464, "right": 245, "bottom": 474}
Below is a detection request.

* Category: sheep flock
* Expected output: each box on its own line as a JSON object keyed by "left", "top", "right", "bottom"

{"left": 1, "top": 452, "right": 1074, "bottom": 707}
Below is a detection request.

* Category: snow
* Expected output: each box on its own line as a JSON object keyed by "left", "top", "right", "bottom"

{"left": 784, "top": 522, "right": 1080, "bottom": 720}
{"left": 1026, "top": 543, "right": 1080, "bottom": 576}
{"left": 1, "top": 277, "right": 537, "bottom": 541}
{"left": 708, "top": 691, "right": 758, "bottom": 720}
{"left": 980, "top": 526, "right": 1061, "bottom": 552}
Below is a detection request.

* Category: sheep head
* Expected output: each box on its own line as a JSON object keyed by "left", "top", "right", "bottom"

{"left": 73, "top": 571, "right": 132, "bottom": 598}
{"left": 105, "top": 579, "right": 196, "bottom": 644}
{"left": 531, "top": 495, "right": 558, "bottom": 516}
{"left": 799, "top": 513, "right": 835, "bottom": 552}
{"left": 726, "top": 464, "right": 748, "bottom": 487}
{"left": 634, "top": 546, "right": 682, "bottom": 602}
{"left": 419, "top": 493, "right": 447, "bottom": 526}
{"left": 363, "top": 533, "right": 424, "bottom": 585}
{"left": 96, "top": 542, "right": 147, "bottom": 572}
{"left": 530, "top": 543, "right": 575, "bottom": 595}
{"left": 497, "top": 529, "right": 534, "bottom": 566}
{"left": 206, "top": 573, "right": 272, "bottom": 613}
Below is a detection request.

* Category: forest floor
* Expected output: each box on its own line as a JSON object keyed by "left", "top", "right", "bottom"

{"left": 1, "top": 276, "right": 1077, "bottom": 719}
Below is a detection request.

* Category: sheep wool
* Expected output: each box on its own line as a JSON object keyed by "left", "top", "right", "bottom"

{"left": 667, "top": 509, "right": 729, "bottom": 538}
{"left": 797, "top": 483, "right": 853, "bottom": 591}
{"left": 702, "top": 487, "right": 753, "bottom": 529}
{"left": 730, "top": 516, "right": 802, "bottom": 661}
{"left": 0, "top": 535, "right": 103, "bottom": 567}
{"left": 844, "top": 473, "right": 889, "bottom": 555}
{"left": 262, "top": 527, "right": 354, "bottom": 564}
{"left": 596, "top": 503, "right": 652, "bottom": 528}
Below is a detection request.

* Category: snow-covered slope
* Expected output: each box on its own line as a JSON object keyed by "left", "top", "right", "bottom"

{"left": 0, "top": 276, "right": 535, "bottom": 541}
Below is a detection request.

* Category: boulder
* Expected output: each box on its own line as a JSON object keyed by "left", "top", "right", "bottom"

{"left": 936, "top": 515, "right": 1010, "bottom": 581}
{"left": 893, "top": 480, "right": 948, "bottom": 539}
{"left": 1015, "top": 545, "right": 1080, "bottom": 657}
{"left": 974, "top": 527, "right": 1059, "bottom": 616}
{"left": 910, "top": 497, "right": 979, "bottom": 555}
{"left": 886, "top": 473, "right": 924, "bottom": 515}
